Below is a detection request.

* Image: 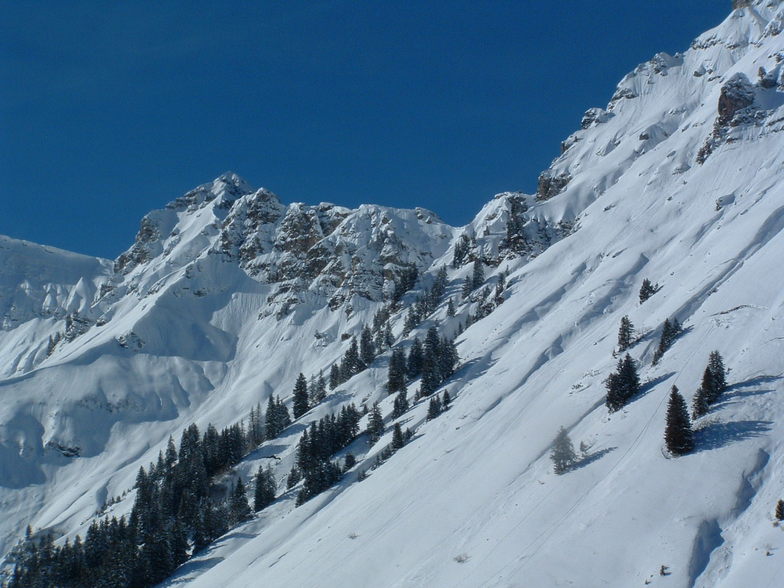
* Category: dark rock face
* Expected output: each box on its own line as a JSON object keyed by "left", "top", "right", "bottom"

{"left": 580, "top": 108, "right": 612, "bottom": 129}
{"left": 717, "top": 73, "right": 755, "bottom": 126}
{"left": 114, "top": 216, "right": 159, "bottom": 274}
{"left": 536, "top": 171, "right": 571, "bottom": 201}
{"left": 732, "top": 0, "right": 751, "bottom": 9}
{"left": 697, "top": 73, "right": 758, "bottom": 164}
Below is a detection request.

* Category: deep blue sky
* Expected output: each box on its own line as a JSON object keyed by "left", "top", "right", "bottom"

{"left": 1, "top": 1, "right": 729, "bottom": 258}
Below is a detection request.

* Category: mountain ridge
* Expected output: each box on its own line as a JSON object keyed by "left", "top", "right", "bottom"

{"left": 2, "top": 2, "right": 784, "bottom": 586}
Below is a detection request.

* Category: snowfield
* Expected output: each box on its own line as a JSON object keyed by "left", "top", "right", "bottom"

{"left": 2, "top": 2, "right": 784, "bottom": 587}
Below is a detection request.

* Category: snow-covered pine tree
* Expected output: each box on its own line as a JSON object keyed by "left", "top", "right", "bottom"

{"left": 708, "top": 351, "right": 728, "bottom": 397}
{"left": 606, "top": 354, "right": 640, "bottom": 412}
{"left": 550, "top": 427, "right": 576, "bottom": 474}
{"left": 254, "top": 466, "right": 276, "bottom": 512}
{"left": 407, "top": 337, "right": 424, "bottom": 379}
{"left": 392, "top": 390, "right": 409, "bottom": 418}
{"left": 617, "top": 315, "right": 635, "bottom": 352}
{"left": 341, "top": 337, "right": 363, "bottom": 379}
{"left": 471, "top": 259, "right": 485, "bottom": 289}
{"left": 402, "top": 306, "right": 419, "bottom": 337}
{"left": 447, "top": 297, "right": 455, "bottom": 317}
{"left": 692, "top": 383, "right": 711, "bottom": 419}
{"left": 313, "top": 370, "right": 327, "bottom": 404}
{"left": 165, "top": 435, "right": 177, "bottom": 467}
{"left": 442, "top": 389, "right": 451, "bottom": 410}
{"left": 462, "top": 276, "right": 474, "bottom": 300}
{"left": 391, "top": 423, "right": 405, "bottom": 450}
{"left": 421, "top": 327, "right": 441, "bottom": 395}
{"left": 360, "top": 325, "right": 376, "bottom": 366}
{"left": 697, "top": 365, "right": 719, "bottom": 408}
{"left": 664, "top": 386, "right": 694, "bottom": 456}
{"left": 387, "top": 347, "right": 407, "bottom": 393}
{"left": 426, "top": 396, "right": 442, "bottom": 420}
{"left": 366, "top": 403, "right": 384, "bottom": 444}
{"left": 452, "top": 234, "right": 470, "bottom": 268}
{"left": 652, "top": 317, "right": 682, "bottom": 364}
{"left": 618, "top": 353, "right": 641, "bottom": 399}
{"left": 776, "top": 499, "right": 784, "bottom": 522}
{"left": 293, "top": 373, "right": 309, "bottom": 419}
{"left": 638, "top": 278, "right": 659, "bottom": 304}
{"left": 329, "top": 363, "right": 341, "bottom": 390}
{"left": 229, "top": 479, "right": 252, "bottom": 524}
{"left": 286, "top": 467, "right": 301, "bottom": 489}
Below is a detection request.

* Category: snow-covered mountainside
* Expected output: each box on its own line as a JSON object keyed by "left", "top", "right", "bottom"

{"left": 2, "top": 2, "right": 784, "bottom": 586}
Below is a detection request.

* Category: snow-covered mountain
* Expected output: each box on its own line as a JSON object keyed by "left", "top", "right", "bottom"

{"left": 2, "top": 1, "right": 784, "bottom": 586}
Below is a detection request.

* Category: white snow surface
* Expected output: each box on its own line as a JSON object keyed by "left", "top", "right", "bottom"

{"left": 2, "top": 2, "right": 784, "bottom": 586}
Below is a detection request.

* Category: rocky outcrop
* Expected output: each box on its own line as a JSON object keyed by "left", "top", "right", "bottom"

{"left": 536, "top": 171, "right": 571, "bottom": 201}
{"left": 697, "top": 73, "right": 763, "bottom": 163}
{"left": 717, "top": 73, "right": 756, "bottom": 126}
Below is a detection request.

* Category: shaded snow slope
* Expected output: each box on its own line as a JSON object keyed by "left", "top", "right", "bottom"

{"left": 2, "top": 2, "right": 784, "bottom": 587}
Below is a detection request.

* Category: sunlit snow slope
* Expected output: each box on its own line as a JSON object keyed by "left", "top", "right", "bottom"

{"left": 2, "top": 2, "right": 784, "bottom": 587}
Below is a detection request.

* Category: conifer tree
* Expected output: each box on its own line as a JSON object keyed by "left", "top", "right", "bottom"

{"left": 360, "top": 325, "right": 376, "bottom": 366}
{"left": 776, "top": 499, "right": 784, "bottom": 522}
{"left": 447, "top": 297, "right": 455, "bottom": 317}
{"left": 286, "top": 467, "right": 301, "bottom": 489}
{"left": 392, "top": 390, "right": 409, "bottom": 418}
{"left": 665, "top": 386, "right": 694, "bottom": 456}
{"left": 366, "top": 403, "right": 384, "bottom": 444}
{"left": 402, "top": 307, "right": 419, "bottom": 336}
{"left": 426, "top": 396, "right": 442, "bottom": 420}
{"left": 432, "top": 266, "right": 448, "bottom": 302}
{"left": 692, "top": 383, "right": 711, "bottom": 419}
{"left": 229, "top": 479, "right": 252, "bottom": 524}
{"left": 550, "top": 427, "right": 577, "bottom": 474}
{"left": 652, "top": 317, "right": 682, "bottom": 364}
{"left": 247, "top": 405, "right": 264, "bottom": 447}
{"left": 708, "top": 351, "right": 727, "bottom": 396}
{"left": 165, "top": 435, "right": 177, "bottom": 467}
{"left": 638, "top": 278, "right": 659, "bottom": 304}
{"left": 293, "top": 373, "right": 309, "bottom": 419}
{"left": 387, "top": 347, "right": 407, "bottom": 393}
{"left": 617, "top": 315, "right": 635, "bottom": 352}
{"left": 384, "top": 323, "right": 394, "bottom": 348}
{"left": 342, "top": 337, "right": 363, "bottom": 378}
{"left": 391, "top": 423, "right": 405, "bottom": 450}
{"left": 606, "top": 354, "right": 640, "bottom": 412}
{"left": 462, "top": 276, "right": 474, "bottom": 300}
{"left": 254, "top": 466, "right": 277, "bottom": 512}
{"left": 697, "top": 365, "right": 719, "bottom": 408}
{"left": 471, "top": 259, "right": 485, "bottom": 289}
{"left": 420, "top": 327, "right": 443, "bottom": 395}
{"left": 407, "top": 337, "right": 424, "bottom": 379}
{"left": 329, "top": 363, "right": 341, "bottom": 390}
{"left": 442, "top": 389, "right": 451, "bottom": 410}
{"left": 313, "top": 370, "right": 327, "bottom": 404}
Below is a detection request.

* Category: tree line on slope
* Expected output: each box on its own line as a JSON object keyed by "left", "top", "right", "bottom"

{"left": 8, "top": 251, "right": 487, "bottom": 587}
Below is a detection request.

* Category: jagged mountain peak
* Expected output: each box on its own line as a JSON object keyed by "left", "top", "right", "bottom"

{"left": 2, "top": 5, "right": 784, "bottom": 587}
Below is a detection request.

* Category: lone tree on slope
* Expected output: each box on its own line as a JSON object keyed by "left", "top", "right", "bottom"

{"left": 776, "top": 499, "right": 784, "bottom": 522}
{"left": 606, "top": 353, "right": 641, "bottom": 412}
{"left": 292, "top": 373, "right": 310, "bottom": 419}
{"left": 638, "top": 278, "right": 659, "bottom": 304}
{"left": 617, "top": 315, "right": 635, "bottom": 352}
{"left": 652, "top": 317, "right": 682, "bottom": 365}
{"left": 550, "top": 427, "right": 577, "bottom": 474}
{"left": 708, "top": 350, "right": 728, "bottom": 397}
{"left": 665, "top": 385, "right": 694, "bottom": 456}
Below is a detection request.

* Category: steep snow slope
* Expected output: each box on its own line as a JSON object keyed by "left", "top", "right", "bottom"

{"left": 170, "top": 3, "right": 784, "bottom": 587}
{"left": 0, "top": 236, "right": 113, "bottom": 377}
{"left": 1, "top": 2, "right": 784, "bottom": 587}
